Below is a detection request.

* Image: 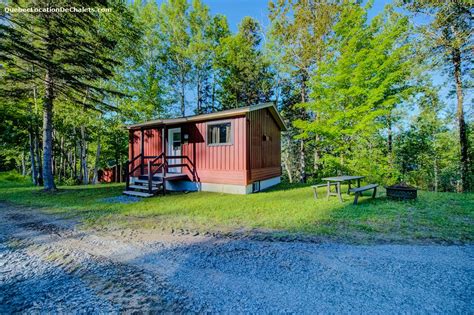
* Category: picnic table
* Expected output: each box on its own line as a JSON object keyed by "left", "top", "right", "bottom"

{"left": 321, "top": 175, "right": 365, "bottom": 202}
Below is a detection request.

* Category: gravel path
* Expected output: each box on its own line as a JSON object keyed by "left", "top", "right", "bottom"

{"left": 1, "top": 202, "right": 473, "bottom": 313}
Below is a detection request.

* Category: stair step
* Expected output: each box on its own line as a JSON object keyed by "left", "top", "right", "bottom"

{"left": 134, "top": 179, "right": 163, "bottom": 185}
{"left": 123, "top": 190, "right": 154, "bottom": 198}
{"left": 129, "top": 185, "right": 159, "bottom": 191}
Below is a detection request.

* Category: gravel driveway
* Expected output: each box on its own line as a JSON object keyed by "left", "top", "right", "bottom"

{"left": 1, "top": 202, "right": 473, "bottom": 313}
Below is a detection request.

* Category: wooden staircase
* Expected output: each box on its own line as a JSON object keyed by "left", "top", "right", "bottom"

{"left": 123, "top": 175, "right": 164, "bottom": 198}
{"left": 123, "top": 153, "right": 197, "bottom": 198}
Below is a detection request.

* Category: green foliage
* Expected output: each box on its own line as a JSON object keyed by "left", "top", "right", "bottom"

{"left": 0, "top": 171, "right": 30, "bottom": 187}
{"left": 295, "top": 3, "right": 418, "bottom": 185}
{"left": 109, "top": 1, "right": 169, "bottom": 122}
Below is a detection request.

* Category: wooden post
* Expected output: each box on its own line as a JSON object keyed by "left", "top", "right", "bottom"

{"left": 326, "top": 182, "right": 330, "bottom": 200}
{"left": 140, "top": 128, "right": 145, "bottom": 176}
{"left": 125, "top": 161, "right": 130, "bottom": 190}
{"left": 161, "top": 126, "right": 165, "bottom": 155}
{"left": 148, "top": 160, "right": 152, "bottom": 194}
{"left": 163, "top": 126, "right": 167, "bottom": 196}
{"left": 337, "top": 182, "right": 343, "bottom": 202}
{"left": 353, "top": 192, "right": 360, "bottom": 205}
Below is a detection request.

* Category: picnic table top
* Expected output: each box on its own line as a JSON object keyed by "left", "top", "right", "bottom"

{"left": 321, "top": 175, "right": 365, "bottom": 182}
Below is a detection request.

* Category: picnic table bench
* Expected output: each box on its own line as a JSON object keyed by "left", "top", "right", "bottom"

{"left": 349, "top": 184, "right": 378, "bottom": 205}
{"left": 320, "top": 175, "right": 365, "bottom": 202}
{"left": 313, "top": 175, "right": 378, "bottom": 204}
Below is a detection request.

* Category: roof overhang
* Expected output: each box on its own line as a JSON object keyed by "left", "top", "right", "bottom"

{"left": 127, "top": 103, "right": 287, "bottom": 131}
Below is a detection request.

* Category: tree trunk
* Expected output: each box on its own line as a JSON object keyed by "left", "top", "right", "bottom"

{"left": 180, "top": 75, "right": 186, "bottom": 117}
{"left": 387, "top": 113, "right": 394, "bottom": 177}
{"left": 283, "top": 156, "right": 294, "bottom": 184}
{"left": 28, "top": 130, "right": 37, "bottom": 185}
{"left": 197, "top": 76, "right": 202, "bottom": 114}
{"left": 73, "top": 141, "right": 78, "bottom": 180}
{"left": 31, "top": 65, "right": 42, "bottom": 185}
{"left": 92, "top": 135, "right": 101, "bottom": 184}
{"left": 42, "top": 68, "right": 56, "bottom": 191}
{"left": 299, "top": 140, "right": 306, "bottom": 183}
{"left": 27, "top": 90, "right": 38, "bottom": 184}
{"left": 452, "top": 47, "right": 469, "bottom": 192}
{"left": 434, "top": 158, "right": 439, "bottom": 192}
{"left": 59, "top": 136, "right": 64, "bottom": 182}
{"left": 299, "top": 74, "right": 307, "bottom": 183}
{"left": 69, "top": 151, "right": 73, "bottom": 179}
{"left": 212, "top": 77, "right": 216, "bottom": 112}
{"left": 387, "top": 114, "right": 393, "bottom": 154}
{"left": 80, "top": 125, "right": 89, "bottom": 184}
{"left": 21, "top": 151, "right": 26, "bottom": 176}
{"left": 313, "top": 147, "right": 319, "bottom": 174}
{"left": 34, "top": 130, "right": 43, "bottom": 185}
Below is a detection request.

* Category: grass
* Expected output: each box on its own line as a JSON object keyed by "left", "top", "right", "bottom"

{"left": 0, "top": 171, "right": 473, "bottom": 243}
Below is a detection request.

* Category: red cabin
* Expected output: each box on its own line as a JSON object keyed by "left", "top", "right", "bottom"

{"left": 124, "top": 103, "right": 286, "bottom": 197}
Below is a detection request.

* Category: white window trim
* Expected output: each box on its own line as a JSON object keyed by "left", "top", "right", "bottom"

{"left": 206, "top": 120, "right": 234, "bottom": 146}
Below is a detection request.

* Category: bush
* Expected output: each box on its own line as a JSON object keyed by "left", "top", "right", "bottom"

{"left": 0, "top": 171, "right": 31, "bottom": 186}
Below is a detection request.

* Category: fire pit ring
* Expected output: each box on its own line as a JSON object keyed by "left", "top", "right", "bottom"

{"left": 385, "top": 183, "right": 417, "bottom": 200}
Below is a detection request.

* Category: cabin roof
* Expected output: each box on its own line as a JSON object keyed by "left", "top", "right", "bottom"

{"left": 127, "top": 102, "right": 287, "bottom": 131}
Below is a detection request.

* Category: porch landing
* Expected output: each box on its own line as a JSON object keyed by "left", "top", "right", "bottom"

{"left": 123, "top": 173, "right": 190, "bottom": 197}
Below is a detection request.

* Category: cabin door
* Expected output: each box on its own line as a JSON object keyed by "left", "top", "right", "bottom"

{"left": 167, "top": 128, "right": 182, "bottom": 173}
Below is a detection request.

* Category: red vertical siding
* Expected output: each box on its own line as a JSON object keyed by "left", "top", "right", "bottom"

{"left": 181, "top": 116, "right": 247, "bottom": 185}
{"left": 129, "top": 128, "right": 163, "bottom": 176}
{"left": 248, "top": 108, "right": 282, "bottom": 182}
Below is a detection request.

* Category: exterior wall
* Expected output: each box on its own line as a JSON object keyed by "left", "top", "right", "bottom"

{"left": 129, "top": 128, "right": 163, "bottom": 176}
{"left": 180, "top": 115, "right": 248, "bottom": 185}
{"left": 247, "top": 108, "right": 282, "bottom": 183}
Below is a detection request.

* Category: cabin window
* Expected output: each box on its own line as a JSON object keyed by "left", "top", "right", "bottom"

{"left": 207, "top": 122, "right": 232, "bottom": 145}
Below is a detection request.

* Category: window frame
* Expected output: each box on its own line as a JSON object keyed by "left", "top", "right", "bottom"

{"left": 206, "top": 120, "right": 234, "bottom": 146}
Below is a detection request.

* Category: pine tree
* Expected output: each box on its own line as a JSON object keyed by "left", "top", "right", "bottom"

{"left": 0, "top": 0, "right": 134, "bottom": 190}
{"left": 214, "top": 17, "right": 274, "bottom": 109}
{"left": 404, "top": 0, "right": 472, "bottom": 192}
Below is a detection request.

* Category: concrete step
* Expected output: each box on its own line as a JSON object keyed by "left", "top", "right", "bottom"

{"left": 123, "top": 190, "right": 154, "bottom": 198}
{"left": 129, "top": 185, "right": 159, "bottom": 191}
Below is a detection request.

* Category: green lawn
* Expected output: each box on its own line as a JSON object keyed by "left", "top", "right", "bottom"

{"left": 0, "top": 172, "right": 473, "bottom": 243}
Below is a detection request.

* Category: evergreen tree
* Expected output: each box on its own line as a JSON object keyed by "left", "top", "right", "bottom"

{"left": 403, "top": 0, "right": 472, "bottom": 192}
{"left": 214, "top": 17, "right": 274, "bottom": 109}
{"left": 0, "top": 0, "right": 135, "bottom": 190}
